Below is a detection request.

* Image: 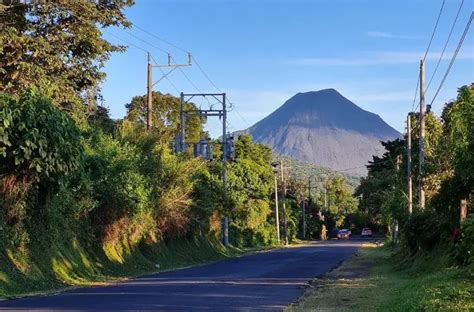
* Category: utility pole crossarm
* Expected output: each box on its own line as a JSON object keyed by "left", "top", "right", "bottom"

{"left": 146, "top": 52, "right": 192, "bottom": 131}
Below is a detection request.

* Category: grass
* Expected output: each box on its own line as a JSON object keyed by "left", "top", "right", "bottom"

{"left": 289, "top": 245, "right": 474, "bottom": 312}
{"left": 0, "top": 235, "right": 252, "bottom": 299}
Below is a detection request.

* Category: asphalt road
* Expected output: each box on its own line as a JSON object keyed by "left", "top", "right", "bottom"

{"left": 0, "top": 240, "right": 363, "bottom": 311}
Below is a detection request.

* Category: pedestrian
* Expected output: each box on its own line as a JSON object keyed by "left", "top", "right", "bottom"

{"left": 321, "top": 224, "right": 327, "bottom": 241}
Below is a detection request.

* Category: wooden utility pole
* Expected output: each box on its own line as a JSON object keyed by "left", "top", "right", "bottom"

{"left": 147, "top": 52, "right": 153, "bottom": 130}
{"left": 419, "top": 59, "right": 426, "bottom": 209}
{"left": 274, "top": 174, "right": 280, "bottom": 244}
{"left": 147, "top": 52, "right": 192, "bottom": 132}
{"left": 280, "top": 161, "right": 289, "bottom": 246}
{"left": 407, "top": 113, "right": 413, "bottom": 215}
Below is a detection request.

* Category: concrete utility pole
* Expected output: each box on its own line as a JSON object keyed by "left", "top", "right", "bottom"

{"left": 147, "top": 52, "right": 192, "bottom": 131}
{"left": 301, "top": 200, "right": 306, "bottom": 239}
{"left": 179, "top": 93, "right": 229, "bottom": 246}
{"left": 324, "top": 178, "right": 328, "bottom": 211}
{"left": 419, "top": 59, "right": 426, "bottom": 209}
{"left": 280, "top": 161, "right": 289, "bottom": 246}
{"left": 147, "top": 52, "right": 153, "bottom": 130}
{"left": 407, "top": 114, "right": 413, "bottom": 215}
{"left": 222, "top": 94, "right": 229, "bottom": 247}
{"left": 274, "top": 174, "right": 280, "bottom": 244}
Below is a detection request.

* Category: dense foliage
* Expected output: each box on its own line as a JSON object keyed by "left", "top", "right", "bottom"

{"left": 0, "top": 0, "right": 133, "bottom": 123}
{"left": 0, "top": 88, "right": 282, "bottom": 295}
{"left": 356, "top": 85, "right": 474, "bottom": 270}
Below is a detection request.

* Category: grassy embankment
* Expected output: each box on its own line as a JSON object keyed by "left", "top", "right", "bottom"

{"left": 0, "top": 236, "right": 251, "bottom": 299}
{"left": 289, "top": 245, "right": 473, "bottom": 311}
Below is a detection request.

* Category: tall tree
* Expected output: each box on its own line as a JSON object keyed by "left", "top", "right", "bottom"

{"left": 0, "top": 0, "right": 133, "bottom": 122}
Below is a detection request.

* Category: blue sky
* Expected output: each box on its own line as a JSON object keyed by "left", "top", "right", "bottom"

{"left": 101, "top": 0, "right": 474, "bottom": 137}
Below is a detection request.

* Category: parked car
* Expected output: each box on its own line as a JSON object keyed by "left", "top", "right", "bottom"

{"left": 337, "top": 229, "right": 350, "bottom": 240}
{"left": 330, "top": 228, "right": 340, "bottom": 239}
{"left": 361, "top": 227, "right": 373, "bottom": 237}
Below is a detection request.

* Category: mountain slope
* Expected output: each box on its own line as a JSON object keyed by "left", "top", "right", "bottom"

{"left": 247, "top": 89, "right": 400, "bottom": 175}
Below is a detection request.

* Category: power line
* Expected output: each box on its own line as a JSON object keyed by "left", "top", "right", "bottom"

{"left": 132, "top": 23, "right": 251, "bottom": 128}
{"left": 103, "top": 30, "right": 148, "bottom": 54}
{"left": 412, "top": 0, "right": 446, "bottom": 112}
{"left": 116, "top": 22, "right": 250, "bottom": 130}
{"left": 411, "top": 79, "right": 420, "bottom": 112}
{"left": 192, "top": 56, "right": 223, "bottom": 93}
{"left": 430, "top": 11, "right": 473, "bottom": 106}
{"left": 423, "top": 0, "right": 446, "bottom": 62}
{"left": 426, "top": 0, "right": 465, "bottom": 93}
{"left": 122, "top": 29, "right": 169, "bottom": 55}
{"left": 157, "top": 67, "right": 180, "bottom": 94}
{"left": 133, "top": 24, "right": 189, "bottom": 54}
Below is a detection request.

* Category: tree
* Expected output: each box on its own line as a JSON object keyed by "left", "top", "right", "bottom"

{"left": 324, "top": 175, "right": 358, "bottom": 230}
{"left": 227, "top": 134, "right": 276, "bottom": 246}
{"left": 125, "top": 92, "right": 204, "bottom": 144}
{"left": 0, "top": 0, "right": 134, "bottom": 122}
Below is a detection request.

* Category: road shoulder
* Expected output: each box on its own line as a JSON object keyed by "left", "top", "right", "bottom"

{"left": 287, "top": 244, "right": 474, "bottom": 312}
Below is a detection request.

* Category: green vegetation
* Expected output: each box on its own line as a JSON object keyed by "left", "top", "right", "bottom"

{"left": 0, "top": 91, "right": 279, "bottom": 298}
{"left": 356, "top": 85, "right": 474, "bottom": 267}
{"left": 290, "top": 246, "right": 473, "bottom": 312}
{"left": 0, "top": 0, "right": 133, "bottom": 123}
{"left": 0, "top": 2, "right": 288, "bottom": 298}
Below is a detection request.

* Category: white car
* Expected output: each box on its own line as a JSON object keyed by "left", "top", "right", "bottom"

{"left": 361, "top": 228, "right": 373, "bottom": 237}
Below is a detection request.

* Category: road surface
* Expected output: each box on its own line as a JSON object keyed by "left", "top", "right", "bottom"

{"left": 0, "top": 240, "right": 363, "bottom": 311}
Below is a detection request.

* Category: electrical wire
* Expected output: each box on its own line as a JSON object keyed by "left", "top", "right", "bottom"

{"left": 423, "top": 0, "right": 446, "bottom": 62}
{"left": 103, "top": 30, "right": 148, "bottom": 54}
{"left": 411, "top": 79, "right": 420, "bottom": 112}
{"left": 426, "top": 0, "right": 465, "bottom": 93}
{"left": 411, "top": 0, "right": 446, "bottom": 112}
{"left": 429, "top": 11, "right": 473, "bottom": 106}
{"left": 133, "top": 24, "right": 189, "bottom": 54}
{"left": 122, "top": 29, "right": 169, "bottom": 55}
{"left": 132, "top": 22, "right": 250, "bottom": 128}
{"left": 157, "top": 67, "right": 180, "bottom": 94}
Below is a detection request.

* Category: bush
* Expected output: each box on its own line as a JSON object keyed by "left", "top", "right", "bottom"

{"left": 0, "top": 92, "right": 82, "bottom": 183}
{"left": 0, "top": 91, "right": 83, "bottom": 249}
{"left": 85, "top": 132, "right": 151, "bottom": 221}
{"left": 401, "top": 210, "right": 446, "bottom": 254}
{"left": 454, "top": 214, "right": 474, "bottom": 271}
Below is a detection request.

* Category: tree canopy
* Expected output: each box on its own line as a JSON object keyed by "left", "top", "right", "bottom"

{"left": 0, "top": 0, "right": 133, "bottom": 122}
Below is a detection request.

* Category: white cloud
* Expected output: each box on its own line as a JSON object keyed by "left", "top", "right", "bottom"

{"left": 352, "top": 91, "right": 413, "bottom": 103}
{"left": 367, "top": 31, "right": 421, "bottom": 40}
{"left": 287, "top": 48, "right": 474, "bottom": 66}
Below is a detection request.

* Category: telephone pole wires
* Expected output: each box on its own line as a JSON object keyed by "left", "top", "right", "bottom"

{"left": 419, "top": 59, "right": 426, "bottom": 209}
